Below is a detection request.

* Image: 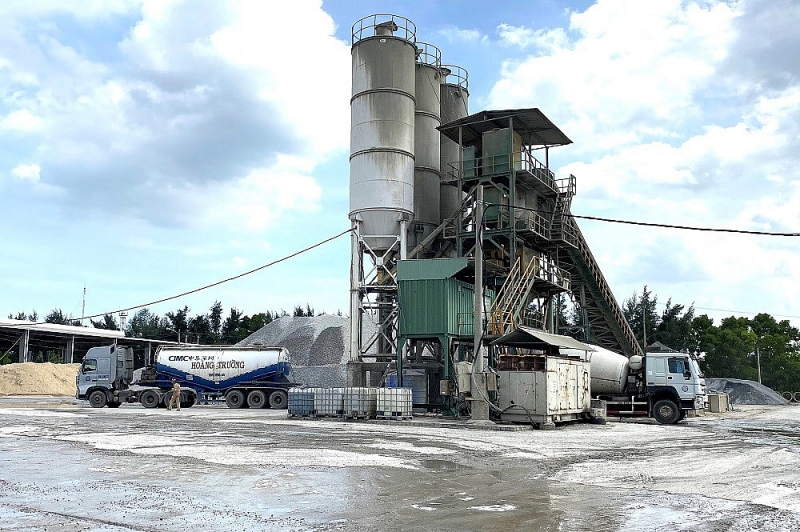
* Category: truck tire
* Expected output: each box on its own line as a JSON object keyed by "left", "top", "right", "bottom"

{"left": 140, "top": 390, "right": 161, "bottom": 409}
{"left": 653, "top": 399, "right": 681, "bottom": 424}
{"left": 180, "top": 391, "right": 197, "bottom": 409}
{"left": 88, "top": 390, "right": 107, "bottom": 409}
{"left": 247, "top": 390, "right": 267, "bottom": 409}
{"left": 226, "top": 390, "right": 246, "bottom": 409}
{"left": 268, "top": 390, "right": 288, "bottom": 409}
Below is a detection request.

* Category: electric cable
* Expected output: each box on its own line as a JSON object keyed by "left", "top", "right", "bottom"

{"left": 4, "top": 228, "right": 354, "bottom": 328}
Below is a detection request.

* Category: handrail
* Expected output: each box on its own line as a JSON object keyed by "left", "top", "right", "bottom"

{"left": 352, "top": 14, "right": 416, "bottom": 45}
{"left": 415, "top": 42, "right": 441, "bottom": 67}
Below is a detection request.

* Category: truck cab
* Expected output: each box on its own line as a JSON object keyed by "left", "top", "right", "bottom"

{"left": 644, "top": 352, "right": 706, "bottom": 423}
{"left": 76, "top": 345, "right": 134, "bottom": 408}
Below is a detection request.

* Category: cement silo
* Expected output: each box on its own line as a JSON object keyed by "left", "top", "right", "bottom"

{"left": 439, "top": 65, "right": 469, "bottom": 222}
{"left": 411, "top": 42, "right": 443, "bottom": 248}
{"left": 349, "top": 15, "right": 418, "bottom": 379}
{"left": 349, "top": 15, "right": 417, "bottom": 252}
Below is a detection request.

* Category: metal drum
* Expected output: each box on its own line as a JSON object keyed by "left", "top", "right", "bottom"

{"left": 350, "top": 15, "right": 417, "bottom": 252}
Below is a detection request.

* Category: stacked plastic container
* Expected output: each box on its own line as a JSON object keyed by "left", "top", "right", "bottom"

{"left": 343, "top": 387, "right": 378, "bottom": 418}
{"left": 287, "top": 388, "right": 316, "bottom": 417}
{"left": 314, "top": 388, "right": 344, "bottom": 417}
{"left": 376, "top": 388, "right": 413, "bottom": 419}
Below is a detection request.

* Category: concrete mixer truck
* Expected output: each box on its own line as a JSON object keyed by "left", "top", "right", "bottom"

{"left": 76, "top": 344, "right": 294, "bottom": 409}
{"left": 585, "top": 345, "right": 706, "bottom": 424}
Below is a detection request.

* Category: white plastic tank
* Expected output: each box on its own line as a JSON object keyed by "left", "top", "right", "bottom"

{"left": 350, "top": 15, "right": 417, "bottom": 251}
{"left": 439, "top": 65, "right": 469, "bottom": 222}
{"left": 412, "top": 42, "right": 442, "bottom": 245}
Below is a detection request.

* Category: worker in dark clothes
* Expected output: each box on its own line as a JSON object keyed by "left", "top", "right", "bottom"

{"left": 167, "top": 381, "right": 181, "bottom": 411}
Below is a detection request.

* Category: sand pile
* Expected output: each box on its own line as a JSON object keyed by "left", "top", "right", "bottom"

{"left": 0, "top": 363, "right": 80, "bottom": 396}
{"left": 705, "top": 378, "right": 789, "bottom": 405}
{"left": 238, "top": 315, "right": 349, "bottom": 387}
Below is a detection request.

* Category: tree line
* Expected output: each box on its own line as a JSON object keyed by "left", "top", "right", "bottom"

{"left": 558, "top": 286, "right": 800, "bottom": 393}
{"left": 7, "top": 302, "right": 335, "bottom": 346}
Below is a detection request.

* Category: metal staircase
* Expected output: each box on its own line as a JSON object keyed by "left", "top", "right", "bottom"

{"left": 488, "top": 257, "right": 539, "bottom": 336}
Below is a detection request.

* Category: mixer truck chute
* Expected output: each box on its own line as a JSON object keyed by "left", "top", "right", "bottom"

{"left": 76, "top": 344, "right": 294, "bottom": 409}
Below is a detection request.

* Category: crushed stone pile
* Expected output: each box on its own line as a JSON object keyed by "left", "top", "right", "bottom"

{"left": 705, "top": 378, "right": 789, "bottom": 405}
{"left": 0, "top": 363, "right": 80, "bottom": 396}
{"left": 238, "top": 315, "right": 349, "bottom": 387}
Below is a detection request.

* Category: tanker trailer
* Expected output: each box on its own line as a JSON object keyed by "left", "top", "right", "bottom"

{"left": 563, "top": 344, "right": 706, "bottom": 424}
{"left": 141, "top": 345, "right": 294, "bottom": 409}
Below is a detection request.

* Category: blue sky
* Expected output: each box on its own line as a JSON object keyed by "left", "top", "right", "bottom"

{"left": 2, "top": 0, "right": 799, "bottom": 328}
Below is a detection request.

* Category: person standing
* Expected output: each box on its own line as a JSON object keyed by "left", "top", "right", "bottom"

{"left": 167, "top": 381, "right": 181, "bottom": 411}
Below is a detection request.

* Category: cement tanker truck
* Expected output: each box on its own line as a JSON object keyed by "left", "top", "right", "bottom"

{"left": 564, "top": 345, "right": 706, "bottom": 424}
{"left": 76, "top": 344, "right": 294, "bottom": 410}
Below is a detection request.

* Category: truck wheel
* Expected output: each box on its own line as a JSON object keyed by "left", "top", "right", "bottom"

{"left": 140, "top": 390, "right": 160, "bottom": 409}
{"left": 268, "top": 390, "right": 288, "bottom": 409}
{"left": 88, "top": 390, "right": 107, "bottom": 408}
{"left": 247, "top": 390, "right": 267, "bottom": 409}
{"left": 226, "top": 390, "right": 246, "bottom": 409}
{"left": 653, "top": 399, "right": 681, "bottom": 424}
{"left": 180, "top": 391, "right": 197, "bottom": 409}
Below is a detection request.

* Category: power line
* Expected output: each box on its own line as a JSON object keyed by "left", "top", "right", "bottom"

{"left": 4, "top": 228, "right": 354, "bottom": 328}
{"left": 693, "top": 306, "right": 800, "bottom": 320}
{"left": 570, "top": 213, "right": 800, "bottom": 236}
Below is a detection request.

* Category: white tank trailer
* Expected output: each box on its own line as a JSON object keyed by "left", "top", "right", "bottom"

{"left": 76, "top": 344, "right": 294, "bottom": 410}
{"left": 563, "top": 344, "right": 707, "bottom": 424}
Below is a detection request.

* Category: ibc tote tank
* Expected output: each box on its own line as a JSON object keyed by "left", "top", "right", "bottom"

{"left": 350, "top": 15, "right": 417, "bottom": 251}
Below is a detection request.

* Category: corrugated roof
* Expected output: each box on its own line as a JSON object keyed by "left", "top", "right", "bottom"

{"left": 438, "top": 108, "right": 572, "bottom": 148}
{"left": 492, "top": 326, "right": 595, "bottom": 351}
{"left": 397, "top": 258, "right": 471, "bottom": 281}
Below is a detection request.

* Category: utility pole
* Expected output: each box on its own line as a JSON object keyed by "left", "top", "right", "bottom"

{"left": 470, "top": 185, "right": 491, "bottom": 424}
{"left": 642, "top": 301, "right": 647, "bottom": 350}
{"left": 756, "top": 346, "right": 762, "bottom": 384}
{"left": 81, "top": 285, "right": 86, "bottom": 326}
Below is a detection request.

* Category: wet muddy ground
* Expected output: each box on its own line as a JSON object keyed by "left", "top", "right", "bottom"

{"left": 1, "top": 397, "right": 799, "bottom": 531}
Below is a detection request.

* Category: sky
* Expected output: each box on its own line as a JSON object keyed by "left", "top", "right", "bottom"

{"left": 1, "top": 0, "right": 799, "bottom": 330}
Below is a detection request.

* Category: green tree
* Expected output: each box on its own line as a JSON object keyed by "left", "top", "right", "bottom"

{"left": 654, "top": 299, "right": 696, "bottom": 353}
{"left": 209, "top": 301, "right": 223, "bottom": 341}
{"left": 165, "top": 306, "right": 190, "bottom": 341}
{"left": 126, "top": 308, "right": 167, "bottom": 339}
{"left": 91, "top": 314, "right": 119, "bottom": 330}
{"left": 221, "top": 308, "right": 245, "bottom": 344}
{"left": 45, "top": 308, "right": 80, "bottom": 326}
{"left": 622, "top": 286, "right": 658, "bottom": 350}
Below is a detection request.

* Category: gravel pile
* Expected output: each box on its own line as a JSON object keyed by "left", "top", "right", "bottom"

{"left": 238, "top": 315, "right": 349, "bottom": 387}
{"left": 0, "top": 363, "right": 80, "bottom": 396}
{"left": 705, "top": 378, "right": 789, "bottom": 405}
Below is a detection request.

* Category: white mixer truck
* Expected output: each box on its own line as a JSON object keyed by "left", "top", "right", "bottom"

{"left": 584, "top": 345, "right": 706, "bottom": 424}
{"left": 76, "top": 344, "right": 294, "bottom": 409}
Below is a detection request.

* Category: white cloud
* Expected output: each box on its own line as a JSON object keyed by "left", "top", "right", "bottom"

{"left": 11, "top": 163, "right": 41, "bottom": 181}
{"left": 436, "top": 26, "right": 489, "bottom": 45}
{"left": 0, "top": 109, "right": 42, "bottom": 131}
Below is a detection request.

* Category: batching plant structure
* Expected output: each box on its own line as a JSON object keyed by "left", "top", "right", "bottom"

{"left": 347, "top": 14, "right": 642, "bottom": 404}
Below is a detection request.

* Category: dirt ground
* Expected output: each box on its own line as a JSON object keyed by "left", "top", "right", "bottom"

{"left": 0, "top": 398, "right": 799, "bottom": 531}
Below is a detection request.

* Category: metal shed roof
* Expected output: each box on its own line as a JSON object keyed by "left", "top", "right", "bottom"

{"left": 397, "top": 258, "right": 471, "bottom": 281}
{"left": 438, "top": 108, "right": 572, "bottom": 148}
{"left": 492, "top": 326, "right": 595, "bottom": 351}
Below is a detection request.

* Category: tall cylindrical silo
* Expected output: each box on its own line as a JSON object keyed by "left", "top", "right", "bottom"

{"left": 350, "top": 15, "right": 417, "bottom": 252}
{"left": 439, "top": 65, "right": 469, "bottom": 222}
{"left": 412, "top": 42, "right": 442, "bottom": 247}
